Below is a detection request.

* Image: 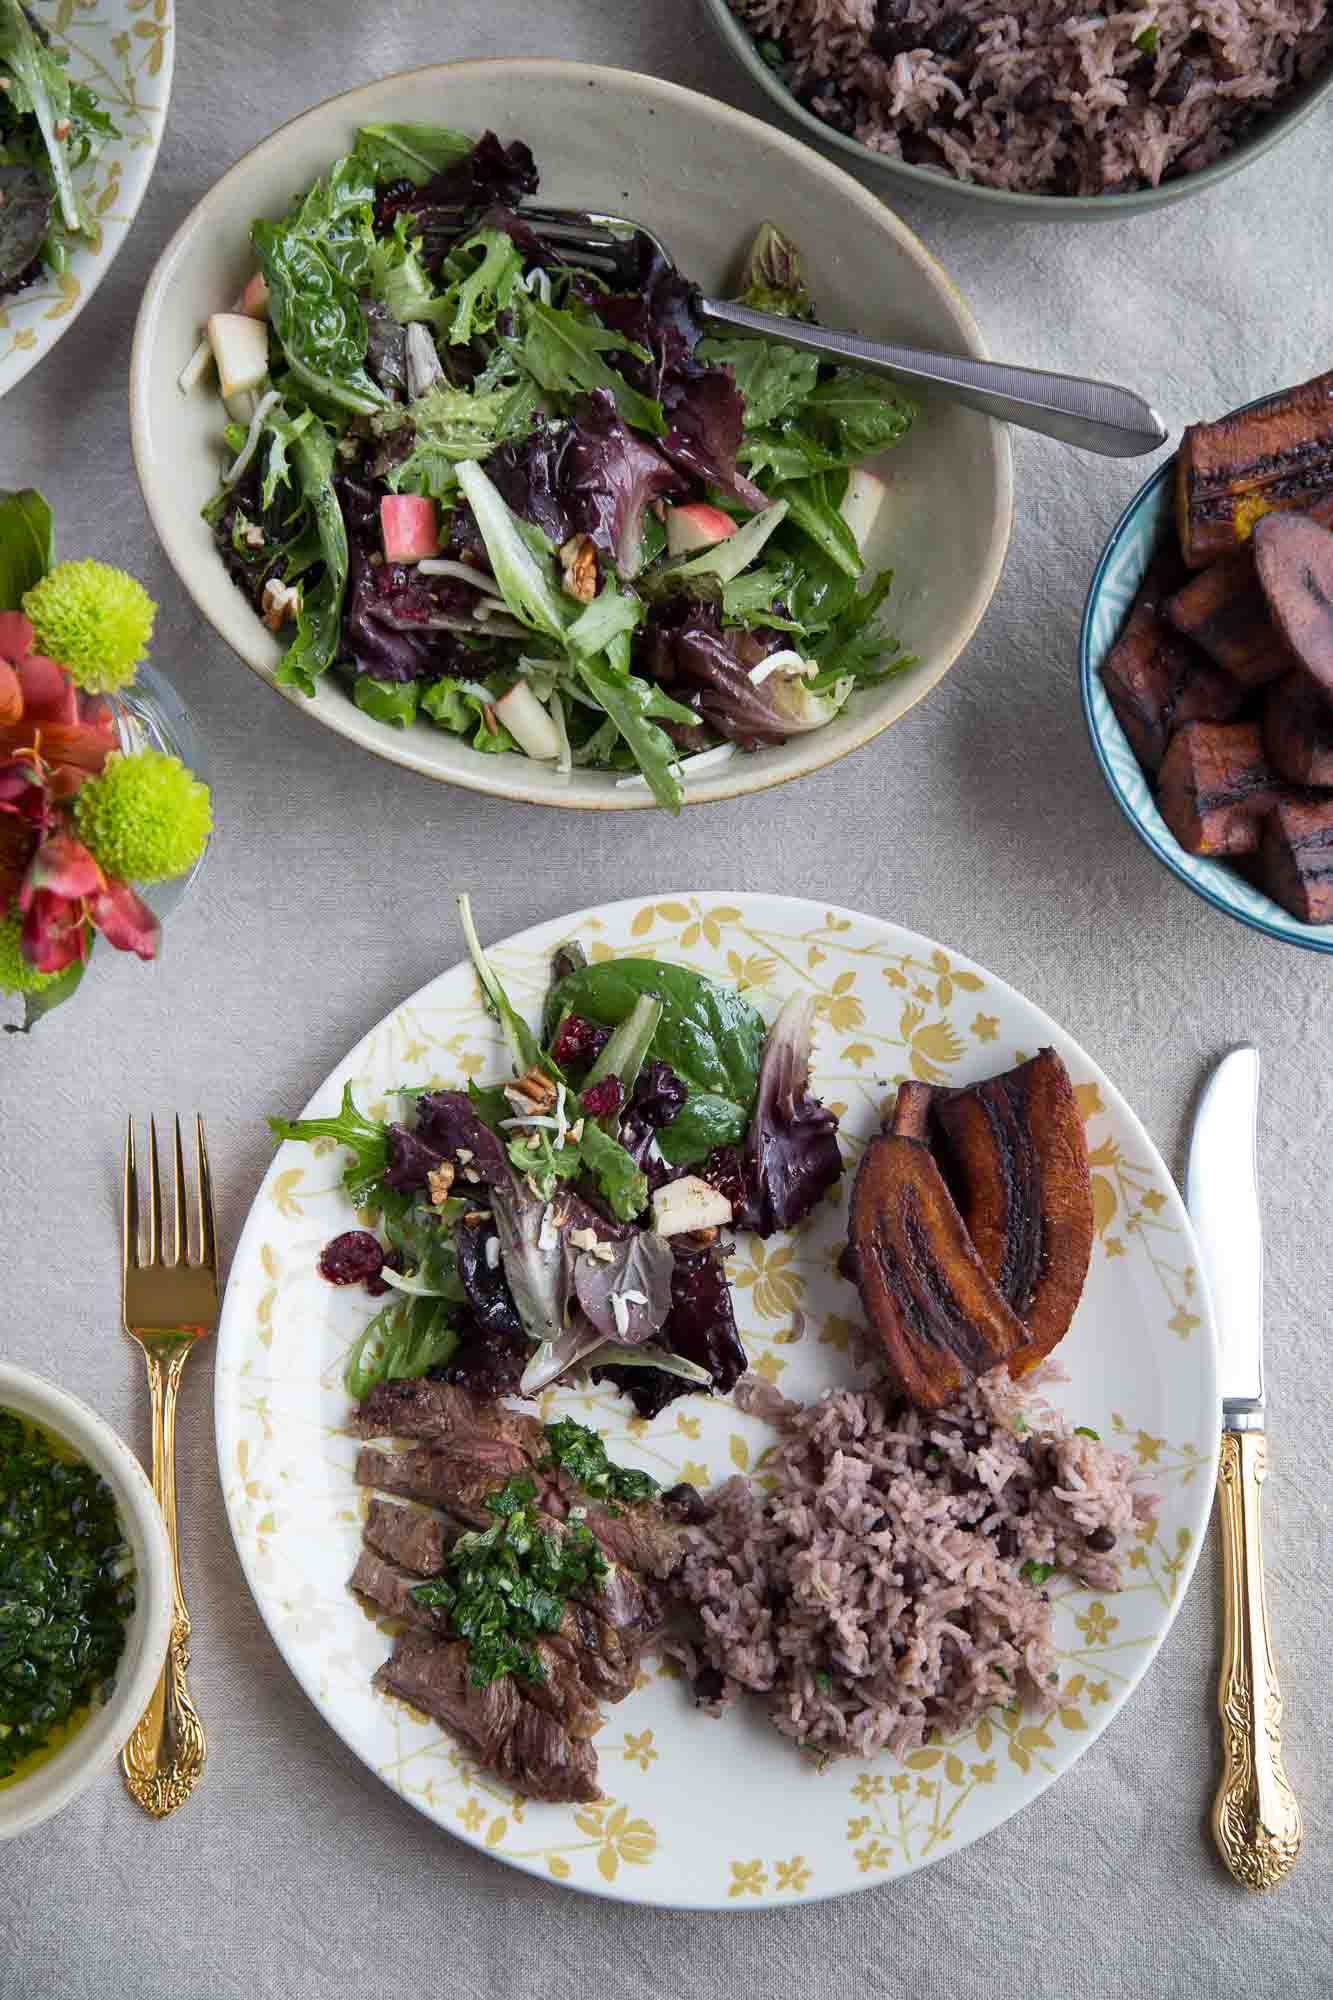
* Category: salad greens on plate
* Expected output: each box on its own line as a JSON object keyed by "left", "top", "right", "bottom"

{"left": 0, "top": 0, "right": 116, "bottom": 293}
{"left": 192, "top": 123, "right": 918, "bottom": 809}
{"left": 271, "top": 894, "right": 843, "bottom": 1416}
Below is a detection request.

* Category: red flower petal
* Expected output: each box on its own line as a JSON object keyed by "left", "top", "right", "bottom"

{"left": 21, "top": 889, "right": 88, "bottom": 974}
{"left": 0, "top": 661, "right": 21, "bottom": 727}
{"left": 89, "top": 878, "right": 159, "bottom": 960}
{"left": 17, "top": 653, "right": 78, "bottom": 725}
{"left": 0, "top": 613, "right": 35, "bottom": 668}
{"left": 20, "top": 829, "right": 104, "bottom": 907}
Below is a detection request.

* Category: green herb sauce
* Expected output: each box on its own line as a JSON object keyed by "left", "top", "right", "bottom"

{"left": 0, "top": 1410, "right": 134, "bottom": 1787}
{"left": 541, "top": 1418, "right": 660, "bottom": 1508}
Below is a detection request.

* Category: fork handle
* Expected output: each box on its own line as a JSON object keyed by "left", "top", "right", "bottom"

{"left": 121, "top": 1344, "right": 207, "bottom": 1816}
{"left": 698, "top": 297, "right": 1167, "bottom": 458}
{"left": 1211, "top": 1429, "right": 1301, "bottom": 1889}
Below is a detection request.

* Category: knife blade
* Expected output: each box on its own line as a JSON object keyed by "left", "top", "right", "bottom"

{"left": 1186, "top": 1044, "right": 1263, "bottom": 1422}
{"left": 1186, "top": 1044, "right": 1301, "bottom": 1890}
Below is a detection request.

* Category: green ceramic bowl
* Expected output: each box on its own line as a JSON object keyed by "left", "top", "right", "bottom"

{"left": 701, "top": 0, "right": 1333, "bottom": 221}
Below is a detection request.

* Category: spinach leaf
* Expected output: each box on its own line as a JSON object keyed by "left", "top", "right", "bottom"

{"left": 0, "top": 487, "right": 52, "bottom": 609}
{"left": 276, "top": 417, "right": 350, "bottom": 695}
{"left": 253, "top": 159, "right": 388, "bottom": 416}
{"left": 542, "top": 959, "right": 766, "bottom": 1113}
{"left": 509, "top": 298, "right": 665, "bottom": 436}
{"left": 353, "top": 121, "right": 476, "bottom": 187}
{"left": 344, "top": 1295, "right": 459, "bottom": 1400}
{"left": 695, "top": 335, "right": 819, "bottom": 428}
{"left": 654, "top": 1089, "right": 749, "bottom": 1168}
{"left": 268, "top": 1081, "right": 389, "bottom": 1205}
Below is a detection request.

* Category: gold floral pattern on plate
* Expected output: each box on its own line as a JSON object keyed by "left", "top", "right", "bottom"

{"left": 214, "top": 895, "right": 1219, "bottom": 1909}
{"left": 0, "top": 0, "right": 172, "bottom": 393}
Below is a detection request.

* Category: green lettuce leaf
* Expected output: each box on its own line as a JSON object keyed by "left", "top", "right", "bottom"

{"left": 353, "top": 122, "right": 476, "bottom": 187}
{"left": 386, "top": 380, "right": 539, "bottom": 497}
{"left": 509, "top": 298, "right": 665, "bottom": 435}
{"left": 441, "top": 228, "right": 525, "bottom": 346}
{"left": 268, "top": 1081, "right": 389, "bottom": 1205}
{"left": 276, "top": 416, "right": 350, "bottom": 695}
{"left": 696, "top": 335, "right": 819, "bottom": 428}
{"left": 344, "top": 1297, "right": 460, "bottom": 1401}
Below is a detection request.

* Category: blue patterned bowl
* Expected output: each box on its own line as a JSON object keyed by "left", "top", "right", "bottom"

{"left": 1080, "top": 465, "right": 1333, "bottom": 954}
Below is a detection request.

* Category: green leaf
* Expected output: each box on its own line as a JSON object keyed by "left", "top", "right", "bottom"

{"left": 0, "top": 0, "right": 79, "bottom": 233}
{"left": 353, "top": 676, "right": 419, "bottom": 728}
{"left": 696, "top": 335, "right": 820, "bottom": 428}
{"left": 0, "top": 488, "right": 53, "bottom": 610}
{"left": 565, "top": 582, "right": 644, "bottom": 658}
{"left": 572, "top": 658, "right": 688, "bottom": 814}
{"left": 420, "top": 676, "right": 519, "bottom": 753}
{"left": 810, "top": 569, "right": 914, "bottom": 687}
{"left": 805, "top": 369, "right": 916, "bottom": 459}
{"left": 441, "top": 228, "right": 525, "bottom": 346}
{"left": 775, "top": 473, "right": 862, "bottom": 579}
{"left": 578, "top": 1122, "right": 649, "bottom": 1221}
{"left": 275, "top": 417, "right": 350, "bottom": 695}
{"left": 380, "top": 1198, "right": 468, "bottom": 1302}
{"left": 510, "top": 298, "right": 665, "bottom": 435}
{"left": 457, "top": 891, "right": 543, "bottom": 1076}
{"left": 659, "top": 500, "right": 790, "bottom": 589}
{"left": 353, "top": 121, "right": 477, "bottom": 187}
{"left": 455, "top": 459, "right": 569, "bottom": 642}
{"left": 2, "top": 950, "right": 87, "bottom": 1035}
{"left": 253, "top": 160, "right": 389, "bottom": 417}
{"left": 386, "top": 380, "right": 539, "bottom": 498}
{"left": 1134, "top": 24, "right": 1160, "bottom": 53}
{"left": 268, "top": 1081, "right": 389, "bottom": 1205}
{"left": 583, "top": 993, "right": 662, "bottom": 1097}
{"left": 345, "top": 1296, "right": 459, "bottom": 1401}
{"left": 654, "top": 1090, "right": 749, "bottom": 1168}
{"left": 734, "top": 222, "right": 816, "bottom": 323}
{"left": 543, "top": 958, "right": 766, "bottom": 1113}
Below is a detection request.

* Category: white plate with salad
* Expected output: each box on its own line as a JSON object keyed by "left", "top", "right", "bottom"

{"left": 131, "top": 60, "right": 1011, "bottom": 810}
{"left": 0, "top": 0, "right": 172, "bottom": 396}
{"left": 215, "top": 891, "right": 1216, "bottom": 1908}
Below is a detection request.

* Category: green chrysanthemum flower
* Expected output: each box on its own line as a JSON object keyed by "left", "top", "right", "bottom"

{"left": 74, "top": 751, "right": 212, "bottom": 884}
{"left": 22, "top": 560, "right": 156, "bottom": 694}
{"left": 0, "top": 913, "right": 64, "bottom": 996}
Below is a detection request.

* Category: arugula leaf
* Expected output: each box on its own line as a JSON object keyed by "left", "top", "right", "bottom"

{"left": 441, "top": 228, "right": 524, "bottom": 346}
{"left": 720, "top": 558, "right": 805, "bottom": 631}
{"left": 565, "top": 582, "right": 644, "bottom": 658}
{"left": 695, "top": 335, "right": 819, "bottom": 428}
{"left": 578, "top": 1121, "right": 649, "bottom": 1221}
{"left": 385, "top": 381, "right": 539, "bottom": 497}
{"left": 0, "top": 0, "right": 79, "bottom": 232}
{"left": 510, "top": 298, "right": 665, "bottom": 436}
{"left": 0, "top": 488, "right": 52, "bottom": 610}
{"left": 353, "top": 122, "right": 476, "bottom": 187}
{"left": 276, "top": 417, "right": 349, "bottom": 696}
{"left": 344, "top": 1296, "right": 459, "bottom": 1401}
{"left": 542, "top": 959, "right": 766, "bottom": 1113}
{"left": 775, "top": 472, "right": 862, "bottom": 579}
{"left": 805, "top": 369, "right": 916, "bottom": 458}
{"left": 457, "top": 890, "right": 543, "bottom": 1075}
{"left": 811, "top": 569, "right": 915, "bottom": 687}
{"left": 353, "top": 676, "right": 419, "bottom": 727}
{"left": 268, "top": 1082, "right": 389, "bottom": 1205}
{"left": 572, "top": 658, "right": 691, "bottom": 814}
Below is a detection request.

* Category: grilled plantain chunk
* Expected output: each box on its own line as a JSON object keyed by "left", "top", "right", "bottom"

{"left": 887, "top": 1080, "right": 935, "bottom": 1139}
{"left": 932, "top": 1049, "right": 1093, "bottom": 1374}
{"left": 1176, "top": 370, "right": 1333, "bottom": 568}
{"left": 1252, "top": 511, "right": 1333, "bottom": 701}
{"left": 1101, "top": 548, "right": 1246, "bottom": 775}
{"left": 1260, "top": 796, "right": 1333, "bottom": 925}
{"left": 1163, "top": 551, "right": 1293, "bottom": 688}
{"left": 848, "top": 1135, "right": 1027, "bottom": 1411}
{"left": 1156, "top": 719, "right": 1282, "bottom": 857}
{"left": 1263, "top": 672, "right": 1333, "bottom": 786}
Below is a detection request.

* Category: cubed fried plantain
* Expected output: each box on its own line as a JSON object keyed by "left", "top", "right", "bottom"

{"left": 1101, "top": 549, "right": 1246, "bottom": 775}
{"left": 1260, "top": 796, "right": 1333, "bottom": 925}
{"left": 1156, "top": 720, "right": 1282, "bottom": 857}
{"left": 1263, "top": 672, "right": 1333, "bottom": 787}
{"left": 1176, "top": 370, "right": 1333, "bottom": 568}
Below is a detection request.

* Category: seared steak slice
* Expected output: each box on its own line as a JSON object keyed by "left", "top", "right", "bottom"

{"left": 375, "top": 1633, "right": 521, "bottom": 1767}
{"left": 349, "top": 1379, "right": 543, "bottom": 1456}
{"left": 362, "top": 1498, "right": 450, "bottom": 1576}
{"left": 548, "top": 1600, "right": 641, "bottom": 1705}
{"left": 522, "top": 1640, "right": 603, "bottom": 1740}
{"left": 542, "top": 1478, "right": 683, "bottom": 1580}
{"left": 375, "top": 1633, "right": 601, "bottom": 1802}
{"left": 355, "top": 1438, "right": 530, "bottom": 1524}
{"left": 497, "top": 1700, "right": 601, "bottom": 1804}
{"left": 349, "top": 1551, "right": 445, "bottom": 1633}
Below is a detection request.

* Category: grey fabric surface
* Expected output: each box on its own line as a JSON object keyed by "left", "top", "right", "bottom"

{"left": 1, "top": 2, "right": 1330, "bottom": 1993}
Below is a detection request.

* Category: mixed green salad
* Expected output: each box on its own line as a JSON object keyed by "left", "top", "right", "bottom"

{"left": 0, "top": 0, "right": 116, "bottom": 294}
{"left": 193, "top": 122, "right": 918, "bottom": 809}
{"left": 271, "top": 895, "right": 843, "bottom": 1418}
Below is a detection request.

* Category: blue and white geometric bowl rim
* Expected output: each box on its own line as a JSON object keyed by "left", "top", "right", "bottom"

{"left": 1079, "top": 459, "right": 1333, "bottom": 955}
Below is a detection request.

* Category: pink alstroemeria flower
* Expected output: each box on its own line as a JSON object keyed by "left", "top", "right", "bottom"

{"left": 0, "top": 613, "right": 116, "bottom": 774}
{"left": 17, "top": 830, "right": 161, "bottom": 973}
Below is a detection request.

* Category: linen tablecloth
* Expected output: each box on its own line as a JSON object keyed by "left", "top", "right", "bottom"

{"left": 2, "top": 3, "right": 1329, "bottom": 1992}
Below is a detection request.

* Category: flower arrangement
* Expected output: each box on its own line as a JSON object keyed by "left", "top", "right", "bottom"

{"left": 0, "top": 490, "right": 212, "bottom": 1030}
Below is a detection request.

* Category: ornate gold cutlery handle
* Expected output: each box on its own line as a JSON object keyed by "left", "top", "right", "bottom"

{"left": 1212, "top": 1429, "right": 1301, "bottom": 1889}
{"left": 121, "top": 1344, "right": 207, "bottom": 1816}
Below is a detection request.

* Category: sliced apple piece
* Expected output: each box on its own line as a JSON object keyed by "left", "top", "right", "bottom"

{"left": 848, "top": 1135, "right": 1027, "bottom": 1411}
{"left": 380, "top": 494, "right": 440, "bottom": 564}
{"left": 839, "top": 468, "right": 887, "bottom": 555}
{"left": 665, "top": 502, "right": 737, "bottom": 557}
{"left": 206, "top": 312, "right": 269, "bottom": 400}
{"left": 494, "top": 681, "right": 561, "bottom": 761}
{"left": 240, "top": 271, "right": 270, "bottom": 318}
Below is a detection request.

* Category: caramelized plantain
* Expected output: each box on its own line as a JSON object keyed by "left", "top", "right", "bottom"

{"left": 887, "top": 1080, "right": 935, "bottom": 1139}
{"left": 1100, "top": 548, "right": 1246, "bottom": 775}
{"left": 1156, "top": 719, "right": 1282, "bottom": 857}
{"left": 1252, "top": 512, "right": 1333, "bottom": 701}
{"left": 1176, "top": 370, "right": 1333, "bottom": 568}
{"left": 933, "top": 1049, "right": 1093, "bottom": 1373}
{"left": 848, "top": 1135, "right": 1026, "bottom": 1411}
{"left": 1165, "top": 494, "right": 1333, "bottom": 686}
{"left": 1263, "top": 672, "right": 1333, "bottom": 787}
{"left": 1260, "top": 796, "right": 1333, "bottom": 926}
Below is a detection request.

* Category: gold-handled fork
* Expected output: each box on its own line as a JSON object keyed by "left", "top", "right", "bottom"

{"left": 119, "top": 1116, "right": 218, "bottom": 1817}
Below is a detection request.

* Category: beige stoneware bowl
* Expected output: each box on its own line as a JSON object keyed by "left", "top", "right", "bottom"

{"left": 0, "top": 1364, "right": 173, "bottom": 1839}
{"left": 130, "top": 60, "right": 1013, "bottom": 809}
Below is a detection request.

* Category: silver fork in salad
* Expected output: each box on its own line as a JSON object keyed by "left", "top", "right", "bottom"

{"left": 520, "top": 206, "right": 1166, "bottom": 458}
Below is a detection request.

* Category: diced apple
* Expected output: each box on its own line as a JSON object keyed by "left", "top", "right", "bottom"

{"left": 666, "top": 502, "right": 738, "bottom": 558}
{"left": 206, "top": 312, "right": 269, "bottom": 400}
{"left": 839, "top": 468, "right": 887, "bottom": 555}
{"left": 380, "top": 494, "right": 440, "bottom": 564}
{"left": 651, "top": 1175, "right": 734, "bottom": 1238}
{"left": 494, "top": 681, "right": 563, "bottom": 760}
{"left": 240, "top": 271, "right": 270, "bottom": 318}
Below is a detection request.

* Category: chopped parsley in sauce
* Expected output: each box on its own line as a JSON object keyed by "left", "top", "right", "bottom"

{"left": 541, "top": 1418, "right": 660, "bottom": 1508}
{"left": 0, "top": 1411, "right": 133, "bottom": 1786}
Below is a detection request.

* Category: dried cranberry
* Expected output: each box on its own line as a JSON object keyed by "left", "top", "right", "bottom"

{"left": 318, "top": 1230, "right": 385, "bottom": 1289}
{"left": 581, "top": 1076, "right": 624, "bottom": 1118}
{"left": 550, "top": 1014, "right": 612, "bottom": 1070}
{"left": 630, "top": 1059, "right": 688, "bottom": 1128}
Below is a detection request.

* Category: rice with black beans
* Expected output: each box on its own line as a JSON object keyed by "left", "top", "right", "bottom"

{"left": 671, "top": 1367, "right": 1154, "bottom": 1759}
{"left": 734, "top": 0, "right": 1332, "bottom": 195}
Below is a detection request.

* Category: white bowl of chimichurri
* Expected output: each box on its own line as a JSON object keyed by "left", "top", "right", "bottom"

{"left": 0, "top": 1364, "right": 173, "bottom": 1838}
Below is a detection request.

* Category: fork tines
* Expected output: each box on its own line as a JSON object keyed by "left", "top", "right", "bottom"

{"left": 123, "top": 1115, "right": 217, "bottom": 1272}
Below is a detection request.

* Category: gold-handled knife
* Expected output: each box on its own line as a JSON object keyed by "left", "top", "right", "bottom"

{"left": 1187, "top": 1045, "right": 1301, "bottom": 1890}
